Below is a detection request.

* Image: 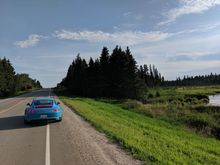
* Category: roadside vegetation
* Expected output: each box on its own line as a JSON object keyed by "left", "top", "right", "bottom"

{"left": 58, "top": 95, "right": 220, "bottom": 165}
{"left": 56, "top": 46, "right": 220, "bottom": 164}
{"left": 121, "top": 86, "right": 220, "bottom": 140}
{"left": 0, "top": 57, "right": 42, "bottom": 98}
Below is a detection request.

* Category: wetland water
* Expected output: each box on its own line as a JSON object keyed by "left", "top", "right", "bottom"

{"left": 209, "top": 94, "right": 220, "bottom": 106}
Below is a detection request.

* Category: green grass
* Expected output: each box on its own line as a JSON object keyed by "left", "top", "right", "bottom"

{"left": 119, "top": 86, "right": 220, "bottom": 139}
{"left": 122, "top": 99, "right": 220, "bottom": 139}
{"left": 175, "top": 86, "right": 220, "bottom": 95}
{"left": 60, "top": 96, "right": 220, "bottom": 165}
{"left": 147, "top": 86, "right": 220, "bottom": 102}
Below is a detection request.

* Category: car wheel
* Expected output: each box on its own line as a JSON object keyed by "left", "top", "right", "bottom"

{"left": 57, "top": 117, "right": 62, "bottom": 122}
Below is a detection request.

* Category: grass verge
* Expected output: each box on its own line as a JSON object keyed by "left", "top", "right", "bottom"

{"left": 60, "top": 96, "right": 220, "bottom": 165}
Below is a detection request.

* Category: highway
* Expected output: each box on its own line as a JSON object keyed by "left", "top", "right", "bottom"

{"left": 0, "top": 89, "right": 140, "bottom": 165}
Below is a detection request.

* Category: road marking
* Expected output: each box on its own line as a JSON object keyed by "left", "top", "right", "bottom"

{"left": 45, "top": 124, "right": 50, "bottom": 165}
{"left": 0, "top": 98, "right": 29, "bottom": 114}
{"left": 45, "top": 89, "right": 51, "bottom": 165}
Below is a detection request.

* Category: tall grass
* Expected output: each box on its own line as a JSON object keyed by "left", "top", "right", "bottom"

{"left": 120, "top": 99, "right": 220, "bottom": 139}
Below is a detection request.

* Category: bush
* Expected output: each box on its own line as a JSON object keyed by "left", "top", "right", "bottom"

{"left": 187, "top": 117, "right": 209, "bottom": 129}
{"left": 156, "top": 91, "right": 160, "bottom": 97}
{"left": 211, "top": 127, "right": 220, "bottom": 140}
{"left": 193, "top": 106, "right": 220, "bottom": 113}
{"left": 148, "top": 93, "right": 154, "bottom": 98}
{"left": 122, "top": 100, "right": 143, "bottom": 109}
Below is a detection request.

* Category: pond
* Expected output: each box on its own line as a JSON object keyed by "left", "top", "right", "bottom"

{"left": 209, "top": 94, "right": 220, "bottom": 106}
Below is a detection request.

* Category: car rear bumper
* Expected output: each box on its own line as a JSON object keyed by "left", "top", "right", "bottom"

{"left": 24, "top": 112, "right": 62, "bottom": 122}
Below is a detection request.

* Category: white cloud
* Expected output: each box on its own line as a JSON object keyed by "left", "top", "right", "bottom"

{"left": 134, "top": 33, "right": 220, "bottom": 59}
{"left": 54, "top": 20, "right": 220, "bottom": 46}
{"left": 175, "top": 22, "right": 220, "bottom": 35}
{"left": 132, "top": 32, "right": 220, "bottom": 79}
{"left": 159, "top": 0, "right": 220, "bottom": 25}
{"left": 54, "top": 30, "right": 172, "bottom": 45}
{"left": 14, "top": 34, "right": 47, "bottom": 48}
{"left": 123, "top": 12, "right": 132, "bottom": 17}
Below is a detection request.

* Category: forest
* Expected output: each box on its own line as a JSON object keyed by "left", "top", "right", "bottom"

{"left": 57, "top": 46, "right": 164, "bottom": 100}
{"left": 165, "top": 74, "right": 220, "bottom": 86}
{"left": 0, "top": 57, "right": 42, "bottom": 97}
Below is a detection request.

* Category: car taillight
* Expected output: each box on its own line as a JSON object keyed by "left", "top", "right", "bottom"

{"left": 53, "top": 109, "right": 59, "bottom": 112}
{"left": 26, "top": 110, "right": 36, "bottom": 113}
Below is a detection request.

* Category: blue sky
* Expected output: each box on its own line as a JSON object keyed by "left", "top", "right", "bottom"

{"left": 1, "top": 0, "right": 220, "bottom": 87}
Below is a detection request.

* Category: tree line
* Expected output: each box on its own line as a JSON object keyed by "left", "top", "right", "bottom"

{"left": 139, "top": 64, "right": 164, "bottom": 87}
{"left": 57, "top": 46, "right": 164, "bottom": 100}
{"left": 0, "top": 57, "right": 42, "bottom": 97}
{"left": 165, "top": 73, "right": 220, "bottom": 86}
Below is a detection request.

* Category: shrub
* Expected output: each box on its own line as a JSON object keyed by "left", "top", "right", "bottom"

{"left": 211, "top": 127, "right": 220, "bottom": 140}
{"left": 148, "top": 93, "right": 154, "bottom": 98}
{"left": 187, "top": 117, "right": 209, "bottom": 129}
{"left": 156, "top": 91, "right": 160, "bottom": 97}
{"left": 122, "top": 99, "right": 143, "bottom": 109}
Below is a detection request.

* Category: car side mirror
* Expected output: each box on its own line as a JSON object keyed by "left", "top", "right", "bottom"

{"left": 57, "top": 102, "right": 60, "bottom": 105}
{"left": 27, "top": 103, "right": 31, "bottom": 106}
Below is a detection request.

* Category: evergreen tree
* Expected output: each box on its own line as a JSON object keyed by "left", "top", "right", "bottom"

{"left": 99, "top": 47, "right": 110, "bottom": 97}
{"left": 57, "top": 46, "right": 165, "bottom": 100}
{"left": 68, "top": 54, "right": 88, "bottom": 96}
{"left": 86, "top": 57, "right": 98, "bottom": 97}
{"left": 165, "top": 73, "right": 220, "bottom": 86}
{"left": 0, "top": 58, "right": 16, "bottom": 96}
{"left": 0, "top": 57, "right": 42, "bottom": 97}
{"left": 138, "top": 64, "right": 163, "bottom": 87}
{"left": 109, "top": 46, "right": 127, "bottom": 98}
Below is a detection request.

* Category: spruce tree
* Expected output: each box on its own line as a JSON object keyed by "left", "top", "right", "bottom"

{"left": 0, "top": 58, "right": 16, "bottom": 96}
{"left": 100, "top": 47, "right": 110, "bottom": 97}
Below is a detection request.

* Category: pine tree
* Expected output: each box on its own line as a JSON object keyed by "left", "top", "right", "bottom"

{"left": 109, "top": 46, "right": 127, "bottom": 98}
{"left": 87, "top": 57, "right": 96, "bottom": 97}
{"left": 0, "top": 58, "right": 16, "bottom": 96}
{"left": 100, "top": 47, "right": 110, "bottom": 97}
{"left": 68, "top": 54, "right": 88, "bottom": 96}
{"left": 57, "top": 46, "right": 165, "bottom": 100}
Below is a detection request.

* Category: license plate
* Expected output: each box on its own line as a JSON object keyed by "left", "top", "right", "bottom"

{"left": 40, "top": 115, "right": 47, "bottom": 118}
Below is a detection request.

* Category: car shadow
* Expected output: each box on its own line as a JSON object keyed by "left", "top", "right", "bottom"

{"left": 0, "top": 115, "right": 48, "bottom": 131}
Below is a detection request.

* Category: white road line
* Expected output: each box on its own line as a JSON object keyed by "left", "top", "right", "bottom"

{"left": 45, "top": 89, "right": 51, "bottom": 165}
{"left": 0, "top": 98, "right": 29, "bottom": 114}
{"left": 45, "top": 124, "right": 50, "bottom": 165}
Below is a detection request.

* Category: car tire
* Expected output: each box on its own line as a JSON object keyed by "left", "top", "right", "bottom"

{"left": 57, "top": 117, "right": 62, "bottom": 122}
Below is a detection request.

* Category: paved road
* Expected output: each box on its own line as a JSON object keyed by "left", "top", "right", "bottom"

{"left": 0, "top": 89, "right": 140, "bottom": 165}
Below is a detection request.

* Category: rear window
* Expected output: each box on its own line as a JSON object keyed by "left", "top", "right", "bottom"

{"left": 34, "top": 100, "right": 53, "bottom": 106}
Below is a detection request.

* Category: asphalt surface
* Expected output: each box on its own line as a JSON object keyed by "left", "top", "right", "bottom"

{"left": 0, "top": 89, "right": 140, "bottom": 165}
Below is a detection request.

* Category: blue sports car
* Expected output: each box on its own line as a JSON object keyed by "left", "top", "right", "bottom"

{"left": 24, "top": 97, "right": 63, "bottom": 124}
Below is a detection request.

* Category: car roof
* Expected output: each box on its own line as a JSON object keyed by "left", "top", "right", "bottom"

{"left": 33, "top": 97, "right": 55, "bottom": 101}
